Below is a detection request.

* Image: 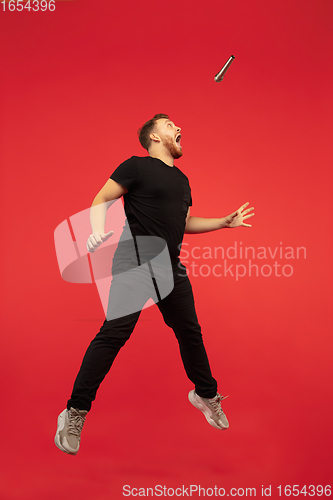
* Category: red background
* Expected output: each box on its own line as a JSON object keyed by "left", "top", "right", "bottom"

{"left": 0, "top": 0, "right": 332, "bottom": 498}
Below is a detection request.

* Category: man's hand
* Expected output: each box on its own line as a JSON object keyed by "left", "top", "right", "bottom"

{"left": 223, "top": 202, "right": 255, "bottom": 228}
{"left": 86, "top": 230, "right": 114, "bottom": 253}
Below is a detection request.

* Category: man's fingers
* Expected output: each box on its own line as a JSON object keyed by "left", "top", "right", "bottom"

{"left": 86, "top": 231, "right": 114, "bottom": 253}
{"left": 239, "top": 202, "right": 249, "bottom": 212}
{"left": 91, "top": 233, "right": 103, "bottom": 245}
{"left": 101, "top": 230, "right": 114, "bottom": 241}
{"left": 243, "top": 213, "right": 255, "bottom": 220}
{"left": 243, "top": 207, "right": 254, "bottom": 215}
{"left": 242, "top": 223, "right": 252, "bottom": 227}
{"left": 86, "top": 240, "right": 95, "bottom": 253}
{"left": 86, "top": 234, "right": 102, "bottom": 253}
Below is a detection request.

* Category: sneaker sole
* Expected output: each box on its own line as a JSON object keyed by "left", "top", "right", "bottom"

{"left": 188, "top": 390, "right": 228, "bottom": 430}
{"left": 54, "top": 410, "right": 78, "bottom": 455}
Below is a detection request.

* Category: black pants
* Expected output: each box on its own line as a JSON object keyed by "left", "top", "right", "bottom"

{"left": 67, "top": 262, "right": 217, "bottom": 411}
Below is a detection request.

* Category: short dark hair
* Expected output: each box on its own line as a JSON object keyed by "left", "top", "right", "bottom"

{"left": 137, "top": 113, "right": 169, "bottom": 151}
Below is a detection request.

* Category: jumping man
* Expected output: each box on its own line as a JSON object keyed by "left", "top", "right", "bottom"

{"left": 54, "top": 113, "right": 255, "bottom": 455}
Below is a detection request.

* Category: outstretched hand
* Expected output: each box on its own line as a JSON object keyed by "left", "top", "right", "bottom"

{"left": 224, "top": 202, "right": 255, "bottom": 228}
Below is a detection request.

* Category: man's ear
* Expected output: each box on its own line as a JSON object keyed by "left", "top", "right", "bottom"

{"left": 149, "top": 132, "right": 161, "bottom": 144}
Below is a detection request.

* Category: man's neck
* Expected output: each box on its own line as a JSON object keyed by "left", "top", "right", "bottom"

{"left": 149, "top": 152, "right": 174, "bottom": 167}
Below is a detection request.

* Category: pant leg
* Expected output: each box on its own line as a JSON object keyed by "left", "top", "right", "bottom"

{"left": 67, "top": 264, "right": 158, "bottom": 411}
{"left": 67, "top": 311, "right": 141, "bottom": 411}
{"left": 156, "top": 264, "right": 218, "bottom": 398}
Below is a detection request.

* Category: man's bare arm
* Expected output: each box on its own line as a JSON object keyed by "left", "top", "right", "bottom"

{"left": 87, "top": 179, "right": 128, "bottom": 252}
{"left": 185, "top": 216, "right": 226, "bottom": 234}
{"left": 185, "top": 202, "right": 255, "bottom": 234}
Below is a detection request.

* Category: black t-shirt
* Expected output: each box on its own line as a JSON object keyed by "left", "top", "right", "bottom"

{"left": 110, "top": 156, "right": 192, "bottom": 266}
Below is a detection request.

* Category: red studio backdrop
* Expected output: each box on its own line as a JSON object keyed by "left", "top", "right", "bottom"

{"left": 0, "top": 0, "right": 332, "bottom": 499}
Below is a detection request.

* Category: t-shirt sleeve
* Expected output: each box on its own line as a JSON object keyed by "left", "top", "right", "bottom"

{"left": 110, "top": 156, "right": 138, "bottom": 190}
{"left": 188, "top": 180, "right": 192, "bottom": 206}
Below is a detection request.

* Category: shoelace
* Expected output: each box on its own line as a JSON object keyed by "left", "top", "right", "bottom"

{"left": 208, "top": 394, "right": 229, "bottom": 416}
{"left": 68, "top": 409, "right": 86, "bottom": 437}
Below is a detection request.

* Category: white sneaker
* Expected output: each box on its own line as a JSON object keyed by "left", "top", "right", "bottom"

{"left": 54, "top": 407, "right": 88, "bottom": 455}
{"left": 188, "top": 390, "right": 229, "bottom": 430}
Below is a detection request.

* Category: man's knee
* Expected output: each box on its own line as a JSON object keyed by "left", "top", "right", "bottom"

{"left": 96, "top": 315, "right": 138, "bottom": 345}
{"left": 174, "top": 324, "right": 203, "bottom": 347}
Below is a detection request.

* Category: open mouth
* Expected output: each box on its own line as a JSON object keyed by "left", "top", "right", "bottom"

{"left": 175, "top": 134, "right": 182, "bottom": 147}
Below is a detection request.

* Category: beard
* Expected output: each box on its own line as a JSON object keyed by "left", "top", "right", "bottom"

{"left": 161, "top": 135, "right": 183, "bottom": 159}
